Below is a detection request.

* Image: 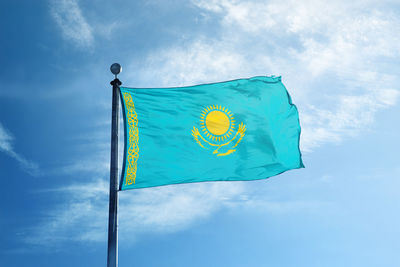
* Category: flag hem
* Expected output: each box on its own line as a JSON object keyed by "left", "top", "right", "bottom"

{"left": 120, "top": 165, "right": 303, "bottom": 190}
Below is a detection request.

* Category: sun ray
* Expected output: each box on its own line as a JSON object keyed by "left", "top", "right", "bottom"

{"left": 197, "top": 105, "right": 241, "bottom": 143}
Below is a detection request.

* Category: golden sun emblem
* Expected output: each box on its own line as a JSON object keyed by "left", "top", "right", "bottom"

{"left": 192, "top": 105, "right": 246, "bottom": 156}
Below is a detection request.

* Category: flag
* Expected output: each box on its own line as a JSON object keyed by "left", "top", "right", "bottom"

{"left": 119, "top": 76, "right": 303, "bottom": 190}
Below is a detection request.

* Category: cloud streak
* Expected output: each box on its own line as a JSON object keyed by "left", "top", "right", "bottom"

{"left": 0, "top": 122, "right": 39, "bottom": 176}
{"left": 50, "top": 0, "right": 94, "bottom": 47}
{"left": 25, "top": 179, "right": 245, "bottom": 246}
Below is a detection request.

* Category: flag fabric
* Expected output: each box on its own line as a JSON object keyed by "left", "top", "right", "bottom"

{"left": 119, "top": 76, "right": 303, "bottom": 190}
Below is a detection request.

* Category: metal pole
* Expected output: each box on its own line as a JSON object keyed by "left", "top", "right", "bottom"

{"left": 108, "top": 63, "right": 122, "bottom": 267}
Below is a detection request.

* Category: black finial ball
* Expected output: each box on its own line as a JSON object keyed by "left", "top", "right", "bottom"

{"left": 110, "top": 63, "right": 122, "bottom": 76}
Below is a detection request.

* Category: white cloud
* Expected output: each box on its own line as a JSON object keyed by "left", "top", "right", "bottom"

{"left": 127, "top": 40, "right": 249, "bottom": 87}
{"left": 50, "top": 0, "right": 94, "bottom": 47}
{"left": 25, "top": 179, "right": 245, "bottom": 246}
{"left": 0, "top": 123, "right": 13, "bottom": 152}
{"left": 301, "top": 89, "right": 399, "bottom": 150}
{"left": 57, "top": 159, "right": 109, "bottom": 175}
{"left": 0, "top": 122, "right": 39, "bottom": 176}
{"left": 29, "top": 0, "right": 400, "bottom": 248}
{"left": 130, "top": 0, "right": 400, "bottom": 151}
{"left": 25, "top": 180, "right": 108, "bottom": 246}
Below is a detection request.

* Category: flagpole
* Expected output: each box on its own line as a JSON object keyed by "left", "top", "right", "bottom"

{"left": 108, "top": 63, "right": 122, "bottom": 267}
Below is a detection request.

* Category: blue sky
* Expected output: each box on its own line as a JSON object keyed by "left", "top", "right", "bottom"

{"left": 1, "top": 0, "right": 400, "bottom": 266}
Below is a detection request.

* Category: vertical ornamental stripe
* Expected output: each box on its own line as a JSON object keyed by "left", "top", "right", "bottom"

{"left": 122, "top": 92, "right": 139, "bottom": 185}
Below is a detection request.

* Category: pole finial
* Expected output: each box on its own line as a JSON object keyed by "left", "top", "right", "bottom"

{"left": 110, "top": 63, "right": 122, "bottom": 78}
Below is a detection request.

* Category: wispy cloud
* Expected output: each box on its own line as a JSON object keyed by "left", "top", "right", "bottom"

{"left": 0, "top": 122, "right": 39, "bottom": 176}
{"left": 129, "top": 40, "right": 248, "bottom": 87}
{"left": 50, "top": 0, "right": 94, "bottom": 47}
{"left": 25, "top": 179, "right": 245, "bottom": 246}
{"left": 29, "top": 0, "right": 400, "bottom": 248}
{"left": 301, "top": 89, "right": 399, "bottom": 150}
{"left": 0, "top": 123, "right": 13, "bottom": 152}
{"left": 129, "top": 0, "right": 400, "bottom": 151}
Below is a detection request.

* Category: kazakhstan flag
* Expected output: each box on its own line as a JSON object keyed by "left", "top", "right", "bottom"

{"left": 119, "top": 76, "right": 303, "bottom": 190}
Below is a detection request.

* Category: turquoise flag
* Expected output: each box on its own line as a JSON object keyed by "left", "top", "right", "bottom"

{"left": 119, "top": 76, "right": 303, "bottom": 190}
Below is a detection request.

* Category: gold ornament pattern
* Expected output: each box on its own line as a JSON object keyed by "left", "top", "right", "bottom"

{"left": 122, "top": 92, "right": 139, "bottom": 185}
